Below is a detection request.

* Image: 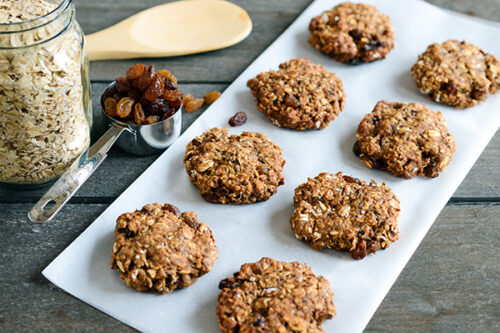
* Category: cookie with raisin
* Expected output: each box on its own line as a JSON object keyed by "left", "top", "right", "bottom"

{"left": 184, "top": 128, "right": 286, "bottom": 204}
{"left": 309, "top": 2, "right": 395, "bottom": 64}
{"left": 247, "top": 58, "right": 345, "bottom": 130}
{"left": 354, "top": 101, "right": 456, "bottom": 179}
{"left": 411, "top": 40, "right": 500, "bottom": 108}
{"left": 111, "top": 203, "right": 217, "bottom": 293}
{"left": 217, "top": 257, "right": 336, "bottom": 332}
{"left": 290, "top": 172, "right": 400, "bottom": 260}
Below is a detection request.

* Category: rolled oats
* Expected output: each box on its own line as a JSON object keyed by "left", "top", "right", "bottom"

{"left": 0, "top": 0, "right": 91, "bottom": 184}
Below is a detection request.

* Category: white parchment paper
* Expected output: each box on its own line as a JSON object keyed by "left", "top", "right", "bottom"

{"left": 43, "top": 0, "right": 500, "bottom": 332}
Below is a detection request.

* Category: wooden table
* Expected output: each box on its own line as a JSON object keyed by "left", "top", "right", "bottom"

{"left": 1, "top": 1, "right": 499, "bottom": 331}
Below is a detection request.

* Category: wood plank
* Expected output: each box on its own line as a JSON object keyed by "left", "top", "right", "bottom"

{"left": 0, "top": 203, "right": 498, "bottom": 331}
{"left": 0, "top": 82, "right": 498, "bottom": 202}
{"left": 77, "top": 0, "right": 314, "bottom": 82}
{"left": 367, "top": 203, "right": 500, "bottom": 332}
{"left": 75, "top": 0, "right": 500, "bottom": 82}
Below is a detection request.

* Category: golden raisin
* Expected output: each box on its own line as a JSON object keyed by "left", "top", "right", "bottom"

{"left": 126, "top": 63, "right": 146, "bottom": 80}
{"left": 144, "top": 75, "right": 165, "bottom": 102}
{"left": 158, "top": 69, "right": 178, "bottom": 84}
{"left": 116, "top": 97, "right": 135, "bottom": 119}
{"left": 184, "top": 97, "right": 205, "bottom": 113}
{"left": 104, "top": 97, "right": 117, "bottom": 117}
{"left": 143, "top": 115, "right": 160, "bottom": 125}
{"left": 204, "top": 91, "right": 221, "bottom": 105}
{"left": 136, "top": 65, "right": 155, "bottom": 92}
{"left": 183, "top": 94, "right": 194, "bottom": 105}
{"left": 162, "top": 88, "right": 183, "bottom": 102}
{"left": 133, "top": 103, "right": 145, "bottom": 124}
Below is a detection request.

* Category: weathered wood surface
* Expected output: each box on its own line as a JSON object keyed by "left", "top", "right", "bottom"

{"left": 1, "top": 0, "right": 499, "bottom": 332}
{"left": 0, "top": 204, "right": 498, "bottom": 332}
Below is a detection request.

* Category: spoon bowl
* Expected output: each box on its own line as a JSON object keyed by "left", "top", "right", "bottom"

{"left": 86, "top": 0, "right": 253, "bottom": 61}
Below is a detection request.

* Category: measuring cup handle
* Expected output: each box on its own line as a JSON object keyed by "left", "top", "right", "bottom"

{"left": 28, "top": 125, "right": 127, "bottom": 223}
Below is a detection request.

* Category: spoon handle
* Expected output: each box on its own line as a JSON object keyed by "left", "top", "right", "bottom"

{"left": 28, "top": 125, "right": 128, "bottom": 223}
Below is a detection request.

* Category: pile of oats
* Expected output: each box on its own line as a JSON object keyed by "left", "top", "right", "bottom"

{"left": 0, "top": 0, "right": 91, "bottom": 184}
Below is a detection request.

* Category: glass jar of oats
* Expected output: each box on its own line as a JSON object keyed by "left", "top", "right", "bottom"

{"left": 0, "top": 0, "right": 91, "bottom": 186}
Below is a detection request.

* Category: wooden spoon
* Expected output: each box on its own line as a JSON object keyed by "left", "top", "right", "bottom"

{"left": 86, "top": 0, "right": 252, "bottom": 61}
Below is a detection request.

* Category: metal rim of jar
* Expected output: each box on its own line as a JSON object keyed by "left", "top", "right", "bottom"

{"left": 0, "top": 0, "right": 74, "bottom": 49}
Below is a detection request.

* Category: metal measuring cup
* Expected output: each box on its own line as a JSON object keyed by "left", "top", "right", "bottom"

{"left": 28, "top": 83, "right": 182, "bottom": 223}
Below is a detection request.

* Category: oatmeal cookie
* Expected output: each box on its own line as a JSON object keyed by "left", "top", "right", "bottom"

{"left": 184, "top": 128, "right": 285, "bottom": 204}
{"left": 217, "top": 257, "right": 335, "bottom": 332}
{"left": 309, "top": 2, "right": 395, "bottom": 64}
{"left": 411, "top": 40, "right": 500, "bottom": 108}
{"left": 247, "top": 58, "right": 345, "bottom": 130}
{"left": 290, "top": 172, "right": 400, "bottom": 260}
{"left": 111, "top": 203, "right": 217, "bottom": 294}
{"left": 354, "top": 101, "right": 456, "bottom": 179}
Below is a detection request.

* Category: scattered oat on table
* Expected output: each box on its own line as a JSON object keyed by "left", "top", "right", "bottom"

{"left": 184, "top": 127, "right": 285, "bottom": 204}
{"left": 290, "top": 172, "right": 400, "bottom": 260}
{"left": 111, "top": 203, "right": 217, "bottom": 294}
{"left": 217, "top": 257, "right": 336, "bottom": 332}
{"left": 411, "top": 40, "right": 500, "bottom": 108}
{"left": 354, "top": 100, "right": 456, "bottom": 179}
{"left": 247, "top": 57, "right": 345, "bottom": 130}
{"left": 309, "top": 2, "right": 395, "bottom": 64}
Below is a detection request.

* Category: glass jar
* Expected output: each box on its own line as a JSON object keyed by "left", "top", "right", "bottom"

{"left": 0, "top": 0, "right": 91, "bottom": 187}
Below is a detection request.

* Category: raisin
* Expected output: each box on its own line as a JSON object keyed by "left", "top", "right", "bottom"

{"left": 184, "top": 97, "right": 204, "bottom": 113}
{"left": 342, "top": 175, "right": 361, "bottom": 184}
{"left": 127, "top": 89, "right": 140, "bottom": 100}
{"left": 183, "top": 94, "right": 194, "bottom": 105}
{"left": 440, "top": 82, "right": 457, "bottom": 95}
{"left": 158, "top": 69, "right": 178, "bottom": 84}
{"left": 228, "top": 111, "right": 247, "bottom": 127}
{"left": 136, "top": 65, "right": 155, "bottom": 92}
{"left": 126, "top": 63, "right": 146, "bottom": 80}
{"left": 144, "top": 75, "right": 165, "bottom": 102}
{"left": 204, "top": 91, "right": 221, "bottom": 105}
{"left": 218, "top": 278, "right": 240, "bottom": 290}
{"left": 284, "top": 94, "right": 299, "bottom": 108}
{"left": 116, "top": 97, "right": 135, "bottom": 119}
{"left": 163, "top": 204, "right": 180, "bottom": 217}
{"left": 162, "top": 87, "right": 183, "bottom": 102}
{"left": 363, "top": 39, "right": 386, "bottom": 51}
{"left": 352, "top": 240, "right": 367, "bottom": 260}
{"left": 115, "top": 76, "right": 130, "bottom": 93}
{"left": 104, "top": 97, "right": 117, "bottom": 117}
{"left": 348, "top": 29, "right": 363, "bottom": 41}
{"left": 149, "top": 98, "right": 170, "bottom": 115}
{"left": 163, "top": 79, "right": 177, "bottom": 91}
{"left": 133, "top": 103, "right": 145, "bottom": 124}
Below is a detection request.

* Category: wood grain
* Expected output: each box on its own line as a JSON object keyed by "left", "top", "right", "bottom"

{"left": 0, "top": 203, "right": 498, "bottom": 332}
